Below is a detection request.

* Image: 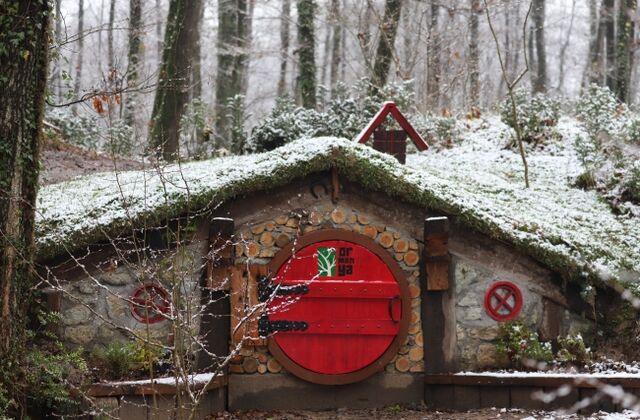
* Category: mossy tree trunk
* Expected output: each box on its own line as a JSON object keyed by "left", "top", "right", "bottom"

{"left": 149, "top": 0, "right": 203, "bottom": 161}
{"left": 0, "top": 0, "right": 50, "bottom": 405}
{"left": 124, "top": 0, "right": 142, "bottom": 127}
{"left": 296, "top": 0, "right": 317, "bottom": 109}
{"left": 531, "top": 0, "right": 547, "bottom": 94}
{"left": 215, "top": 0, "right": 251, "bottom": 146}
{"left": 329, "top": 0, "right": 341, "bottom": 91}
{"left": 371, "top": 0, "right": 402, "bottom": 92}
{"left": 615, "top": 0, "right": 636, "bottom": 103}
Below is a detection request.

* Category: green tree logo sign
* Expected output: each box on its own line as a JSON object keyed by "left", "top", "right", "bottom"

{"left": 317, "top": 247, "right": 336, "bottom": 277}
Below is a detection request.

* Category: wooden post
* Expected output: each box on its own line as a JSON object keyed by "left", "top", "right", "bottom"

{"left": 197, "top": 217, "right": 234, "bottom": 372}
{"left": 424, "top": 216, "right": 450, "bottom": 291}
{"left": 422, "top": 216, "right": 456, "bottom": 381}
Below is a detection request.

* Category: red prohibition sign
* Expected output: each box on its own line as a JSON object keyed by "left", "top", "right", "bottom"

{"left": 484, "top": 281, "right": 523, "bottom": 321}
{"left": 130, "top": 283, "right": 171, "bottom": 324}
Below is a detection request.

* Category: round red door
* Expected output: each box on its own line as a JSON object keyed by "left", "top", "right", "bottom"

{"left": 265, "top": 229, "right": 410, "bottom": 385}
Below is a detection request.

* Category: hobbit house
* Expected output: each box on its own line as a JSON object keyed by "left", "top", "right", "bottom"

{"left": 35, "top": 112, "right": 640, "bottom": 417}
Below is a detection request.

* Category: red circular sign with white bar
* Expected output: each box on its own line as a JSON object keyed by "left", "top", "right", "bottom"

{"left": 484, "top": 281, "right": 523, "bottom": 321}
{"left": 266, "top": 230, "right": 409, "bottom": 384}
{"left": 130, "top": 283, "right": 171, "bottom": 324}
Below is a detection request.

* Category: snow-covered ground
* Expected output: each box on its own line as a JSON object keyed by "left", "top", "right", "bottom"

{"left": 36, "top": 116, "right": 640, "bottom": 293}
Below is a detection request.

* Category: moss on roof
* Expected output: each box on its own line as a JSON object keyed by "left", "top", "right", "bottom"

{"left": 36, "top": 125, "right": 640, "bottom": 292}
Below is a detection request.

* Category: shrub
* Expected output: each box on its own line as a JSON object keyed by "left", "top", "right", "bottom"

{"left": 46, "top": 107, "right": 102, "bottom": 150}
{"left": 226, "top": 94, "right": 250, "bottom": 155}
{"left": 576, "top": 84, "right": 627, "bottom": 139}
{"left": 247, "top": 97, "right": 311, "bottom": 152}
{"left": 98, "top": 341, "right": 137, "bottom": 380}
{"left": 105, "top": 120, "right": 134, "bottom": 156}
{"left": 499, "top": 88, "right": 561, "bottom": 144}
{"left": 247, "top": 78, "right": 417, "bottom": 153}
{"left": 496, "top": 320, "right": 554, "bottom": 369}
{"left": 94, "top": 339, "right": 166, "bottom": 380}
{"left": 625, "top": 118, "right": 640, "bottom": 144}
{"left": 556, "top": 333, "right": 592, "bottom": 364}
{"left": 622, "top": 161, "right": 640, "bottom": 203}
{"left": 413, "top": 114, "right": 459, "bottom": 148}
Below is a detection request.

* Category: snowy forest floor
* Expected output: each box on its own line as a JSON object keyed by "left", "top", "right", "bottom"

{"left": 207, "top": 407, "right": 639, "bottom": 419}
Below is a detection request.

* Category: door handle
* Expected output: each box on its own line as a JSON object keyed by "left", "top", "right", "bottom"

{"left": 388, "top": 295, "right": 401, "bottom": 323}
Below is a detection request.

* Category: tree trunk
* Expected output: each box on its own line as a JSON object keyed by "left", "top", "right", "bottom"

{"left": 329, "top": 0, "right": 341, "bottom": 90}
{"left": 50, "top": 0, "right": 63, "bottom": 101}
{"left": 149, "top": 0, "right": 203, "bottom": 161}
{"left": 604, "top": 0, "right": 616, "bottom": 91}
{"left": 558, "top": 0, "right": 576, "bottom": 93}
{"left": 469, "top": 0, "right": 480, "bottom": 108}
{"left": 532, "top": 0, "right": 547, "bottom": 93}
{"left": 426, "top": 1, "right": 440, "bottom": 110}
{"left": 296, "top": 0, "right": 317, "bottom": 108}
{"left": 156, "top": 0, "right": 163, "bottom": 58}
{"left": 74, "top": 0, "right": 85, "bottom": 109}
{"left": 371, "top": 0, "right": 402, "bottom": 91}
{"left": 125, "top": 0, "right": 142, "bottom": 127}
{"left": 615, "top": 0, "right": 636, "bottom": 102}
{"left": 528, "top": 26, "right": 536, "bottom": 89}
{"left": 585, "top": 0, "right": 604, "bottom": 86}
{"left": 0, "top": 0, "right": 50, "bottom": 380}
{"left": 191, "top": 3, "right": 203, "bottom": 101}
{"left": 108, "top": 0, "right": 116, "bottom": 71}
{"left": 277, "top": 0, "right": 291, "bottom": 97}
{"left": 320, "top": 8, "right": 331, "bottom": 91}
{"left": 215, "top": 0, "right": 251, "bottom": 145}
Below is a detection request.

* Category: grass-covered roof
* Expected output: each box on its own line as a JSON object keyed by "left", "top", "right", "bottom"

{"left": 36, "top": 117, "right": 640, "bottom": 292}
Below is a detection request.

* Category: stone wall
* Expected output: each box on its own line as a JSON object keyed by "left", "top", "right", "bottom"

{"left": 58, "top": 240, "right": 207, "bottom": 351}
{"left": 228, "top": 204, "right": 424, "bottom": 375}
{"left": 451, "top": 239, "right": 595, "bottom": 370}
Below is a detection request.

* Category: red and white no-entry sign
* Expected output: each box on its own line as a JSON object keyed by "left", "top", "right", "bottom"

{"left": 484, "top": 281, "right": 523, "bottom": 321}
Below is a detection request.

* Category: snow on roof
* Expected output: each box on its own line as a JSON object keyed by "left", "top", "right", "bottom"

{"left": 36, "top": 117, "right": 640, "bottom": 291}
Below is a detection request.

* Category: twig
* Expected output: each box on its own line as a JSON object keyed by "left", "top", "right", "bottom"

{"left": 484, "top": 0, "right": 533, "bottom": 188}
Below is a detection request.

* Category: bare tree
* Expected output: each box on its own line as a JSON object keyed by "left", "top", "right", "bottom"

{"left": 604, "top": 0, "right": 616, "bottom": 91}
{"left": 108, "top": 0, "right": 116, "bottom": 72}
{"left": 426, "top": 1, "right": 440, "bottom": 110}
{"left": 469, "top": 0, "right": 481, "bottom": 108}
{"left": 73, "top": 0, "right": 85, "bottom": 111}
{"left": 277, "top": 0, "right": 292, "bottom": 97}
{"left": 557, "top": 0, "right": 576, "bottom": 93}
